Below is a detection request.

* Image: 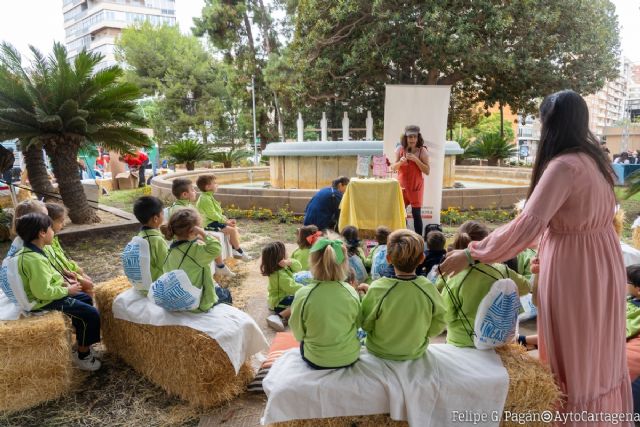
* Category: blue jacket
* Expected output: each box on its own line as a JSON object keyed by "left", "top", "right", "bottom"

{"left": 303, "top": 186, "right": 342, "bottom": 231}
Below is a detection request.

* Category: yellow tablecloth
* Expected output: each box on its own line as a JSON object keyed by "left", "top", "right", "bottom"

{"left": 338, "top": 178, "right": 406, "bottom": 232}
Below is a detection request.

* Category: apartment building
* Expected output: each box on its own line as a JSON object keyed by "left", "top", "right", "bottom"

{"left": 62, "top": 0, "right": 176, "bottom": 69}
{"left": 584, "top": 77, "right": 627, "bottom": 138}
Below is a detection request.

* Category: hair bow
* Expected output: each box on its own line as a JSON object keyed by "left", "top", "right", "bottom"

{"left": 305, "top": 230, "right": 323, "bottom": 245}
{"left": 310, "top": 238, "right": 345, "bottom": 264}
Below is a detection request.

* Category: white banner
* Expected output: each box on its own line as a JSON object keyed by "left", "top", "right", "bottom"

{"left": 383, "top": 85, "right": 451, "bottom": 226}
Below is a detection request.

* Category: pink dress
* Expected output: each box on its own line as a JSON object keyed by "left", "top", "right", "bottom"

{"left": 469, "top": 153, "right": 632, "bottom": 425}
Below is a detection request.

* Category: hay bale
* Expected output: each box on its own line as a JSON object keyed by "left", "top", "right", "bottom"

{"left": 95, "top": 277, "right": 253, "bottom": 408}
{"left": 269, "top": 344, "right": 561, "bottom": 427}
{"left": 0, "top": 312, "right": 73, "bottom": 414}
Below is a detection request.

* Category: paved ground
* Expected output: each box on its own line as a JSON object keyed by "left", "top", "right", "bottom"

{"left": 198, "top": 244, "right": 539, "bottom": 427}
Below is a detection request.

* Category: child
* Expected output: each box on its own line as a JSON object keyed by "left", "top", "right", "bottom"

{"left": 161, "top": 208, "right": 231, "bottom": 312}
{"left": 417, "top": 230, "right": 447, "bottom": 277}
{"left": 43, "top": 203, "right": 94, "bottom": 296}
{"left": 6, "top": 199, "right": 48, "bottom": 258}
{"left": 132, "top": 196, "right": 169, "bottom": 290}
{"left": 361, "top": 229, "right": 446, "bottom": 360}
{"left": 291, "top": 225, "right": 321, "bottom": 271}
{"left": 261, "top": 241, "right": 303, "bottom": 331}
{"left": 289, "top": 237, "right": 362, "bottom": 369}
{"left": 15, "top": 213, "right": 101, "bottom": 371}
{"left": 195, "top": 175, "right": 251, "bottom": 261}
{"left": 167, "top": 178, "right": 197, "bottom": 218}
{"left": 436, "top": 221, "right": 531, "bottom": 348}
{"left": 171, "top": 177, "right": 234, "bottom": 277}
{"left": 341, "top": 225, "right": 368, "bottom": 284}
{"left": 367, "top": 226, "right": 391, "bottom": 280}
{"left": 627, "top": 265, "right": 640, "bottom": 341}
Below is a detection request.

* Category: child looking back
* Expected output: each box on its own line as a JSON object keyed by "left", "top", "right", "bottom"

{"left": 289, "top": 236, "right": 362, "bottom": 369}
{"left": 341, "top": 225, "right": 368, "bottom": 283}
{"left": 291, "top": 225, "right": 321, "bottom": 271}
{"left": 15, "top": 213, "right": 102, "bottom": 371}
{"left": 132, "top": 196, "right": 169, "bottom": 290}
{"left": 261, "top": 241, "right": 303, "bottom": 331}
{"left": 368, "top": 226, "right": 391, "bottom": 280}
{"left": 361, "top": 229, "right": 446, "bottom": 360}
{"left": 417, "top": 230, "right": 447, "bottom": 277}
{"left": 195, "top": 174, "right": 251, "bottom": 261}
{"left": 437, "top": 221, "right": 531, "bottom": 348}
{"left": 161, "top": 208, "right": 229, "bottom": 312}
{"left": 6, "top": 200, "right": 48, "bottom": 258}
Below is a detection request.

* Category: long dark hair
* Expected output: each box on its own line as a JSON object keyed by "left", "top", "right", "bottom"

{"left": 400, "top": 133, "right": 425, "bottom": 152}
{"left": 260, "top": 241, "right": 286, "bottom": 276}
{"left": 528, "top": 90, "right": 614, "bottom": 198}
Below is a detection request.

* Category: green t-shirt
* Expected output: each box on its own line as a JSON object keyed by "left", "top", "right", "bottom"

{"left": 138, "top": 228, "right": 169, "bottom": 287}
{"left": 17, "top": 246, "right": 68, "bottom": 310}
{"left": 163, "top": 235, "right": 221, "bottom": 312}
{"left": 43, "top": 236, "right": 79, "bottom": 273}
{"left": 196, "top": 191, "right": 227, "bottom": 224}
{"left": 267, "top": 259, "right": 303, "bottom": 310}
{"left": 168, "top": 199, "right": 194, "bottom": 219}
{"left": 290, "top": 280, "right": 362, "bottom": 368}
{"left": 437, "top": 263, "right": 530, "bottom": 348}
{"left": 291, "top": 248, "right": 310, "bottom": 271}
{"left": 361, "top": 276, "right": 446, "bottom": 360}
{"left": 627, "top": 296, "right": 640, "bottom": 339}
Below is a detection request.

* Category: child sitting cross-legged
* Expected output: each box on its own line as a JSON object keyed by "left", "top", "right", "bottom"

{"left": 289, "top": 236, "right": 362, "bottom": 369}
{"left": 132, "top": 196, "right": 169, "bottom": 292}
{"left": 170, "top": 177, "right": 234, "bottom": 277}
{"left": 6, "top": 199, "right": 48, "bottom": 258}
{"left": 436, "top": 221, "right": 531, "bottom": 348}
{"left": 43, "top": 203, "right": 95, "bottom": 297}
{"left": 291, "top": 225, "right": 322, "bottom": 271}
{"left": 361, "top": 229, "right": 446, "bottom": 360}
{"left": 341, "top": 225, "right": 368, "bottom": 284}
{"left": 15, "top": 213, "right": 102, "bottom": 371}
{"left": 161, "top": 208, "right": 231, "bottom": 312}
{"left": 261, "top": 241, "right": 303, "bottom": 332}
{"left": 195, "top": 174, "right": 251, "bottom": 261}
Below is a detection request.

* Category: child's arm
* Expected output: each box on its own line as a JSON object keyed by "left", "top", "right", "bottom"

{"left": 505, "top": 266, "right": 531, "bottom": 296}
{"left": 288, "top": 291, "right": 306, "bottom": 342}
{"left": 426, "top": 289, "right": 447, "bottom": 338}
{"left": 276, "top": 267, "right": 303, "bottom": 295}
{"left": 25, "top": 258, "right": 70, "bottom": 301}
{"left": 193, "top": 228, "right": 222, "bottom": 264}
{"left": 364, "top": 246, "right": 375, "bottom": 269}
{"left": 289, "top": 258, "right": 302, "bottom": 273}
{"left": 360, "top": 287, "right": 379, "bottom": 333}
{"left": 149, "top": 235, "right": 169, "bottom": 276}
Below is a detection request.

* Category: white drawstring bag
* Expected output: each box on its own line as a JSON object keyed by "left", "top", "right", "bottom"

{"left": 474, "top": 278, "right": 520, "bottom": 350}
{"left": 6, "top": 236, "right": 23, "bottom": 258}
{"left": 0, "top": 256, "right": 37, "bottom": 313}
{"left": 121, "top": 236, "right": 153, "bottom": 293}
{"left": 147, "top": 269, "right": 202, "bottom": 311}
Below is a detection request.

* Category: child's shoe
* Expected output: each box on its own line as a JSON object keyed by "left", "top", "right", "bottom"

{"left": 266, "top": 314, "right": 285, "bottom": 332}
{"left": 74, "top": 352, "right": 102, "bottom": 371}
{"left": 216, "top": 264, "right": 236, "bottom": 278}
{"left": 232, "top": 249, "right": 252, "bottom": 261}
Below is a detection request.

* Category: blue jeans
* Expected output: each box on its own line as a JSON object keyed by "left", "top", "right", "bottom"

{"left": 274, "top": 295, "right": 294, "bottom": 314}
{"left": 215, "top": 286, "right": 232, "bottom": 305}
{"left": 39, "top": 292, "right": 100, "bottom": 347}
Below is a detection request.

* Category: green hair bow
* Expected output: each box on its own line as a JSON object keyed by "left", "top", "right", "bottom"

{"left": 310, "top": 238, "right": 345, "bottom": 264}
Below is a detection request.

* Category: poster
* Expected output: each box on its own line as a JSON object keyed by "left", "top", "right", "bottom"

{"left": 372, "top": 155, "right": 388, "bottom": 178}
{"left": 356, "top": 155, "right": 371, "bottom": 177}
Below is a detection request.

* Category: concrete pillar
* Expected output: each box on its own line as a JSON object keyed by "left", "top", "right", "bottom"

{"left": 297, "top": 113, "right": 304, "bottom": 142}
{"left": 321, "top": 112, "right": 328, "bottom": 141}
{"left": 366, "top": 110, "right": 373, "bottom": 140}
{"left": 342, "top": 112, "right": 349, "bottom": 142}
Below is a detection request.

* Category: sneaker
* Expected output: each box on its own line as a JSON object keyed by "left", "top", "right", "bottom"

{"left": 74, "top": 352, "right": 102, "bottom": 371}
{"left": 216, "top": 264, "right": 236, "bottom": 278}
{"left": 266, "top": 314, "right": 285, "bottom": 332}
{"left": 233, "top": 249, "right": 252, "bottom": 261}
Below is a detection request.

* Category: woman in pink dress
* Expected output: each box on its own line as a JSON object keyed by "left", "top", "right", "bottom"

{"left": 441, "top": 90, "right": 632, "bottom": 424}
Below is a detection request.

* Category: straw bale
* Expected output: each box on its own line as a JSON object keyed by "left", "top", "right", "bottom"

{"left": 633, "top": 226, "right": 640, "bottom": 250}
{"left": 614, "top": 207, "right": 625, "bottom": 238}
{"left": 0, "top": 312, "right": 73, "bottom": 414}
{"left": 95, "top": 277, "right": 253, "bottom": 408}
{"left": 269, "top": 344, "right": 561, "bottom": 427}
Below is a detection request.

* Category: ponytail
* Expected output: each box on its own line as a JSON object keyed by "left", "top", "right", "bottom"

{"left": 310, "top": 239, "right": 349, "bottom": 281}
{"left": 453, "top": 220, "right": 489, "bottom": 250}
{"left": 160, "top": 223, "right": 173, "bottom": 240}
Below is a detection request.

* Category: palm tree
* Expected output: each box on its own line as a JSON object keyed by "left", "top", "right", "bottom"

{"left": 0, "top": 42, "right": 149, "bottom": 223}
{"left": 466, "top": 132, "right": 518, "bottom": 166}
{"left": 210, "top": 149, "right": 253, "bottom": 168}
{"left": 22, "top": 141, "right": 56, "bottom": 200}
{"left": 165, "top": 139, "right": 209, "bottom": 171}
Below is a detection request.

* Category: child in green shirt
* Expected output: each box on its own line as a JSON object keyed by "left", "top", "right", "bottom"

{"left": 195, "top": 175, "right": 251, "bottom": 262}
{"left": 132, "top": 196, "right": 169, "bottom": 292}
{"left": 44, "top": 203, "right": 94, "bottom": 296}
{"left": 627, "top": 265, "right": 640, "bottom": 340}
{"left": 15, "top": 213, "right": 102, "bottom": 371}
{"left": 341, "top": 225, "right": 368, "bottom": 283}
{"left": 361, "top": 229, "right": 446, "bottom": 361}
{"left": 291, "top": 225, "right": 321, "bottom": 271}
{"left": 436, "top": 221, "right": 531, "bottom": 348}
{"left": 6, "top": 199, "right": 48, "bottom": 258}
{"left": 170, "top": 178, "right": 235, "bottom": 278}
{"left": 261, "top": 241, "right": 304, "bottom": 331}
{"left": 290, "top": 237, "right": 362, "bottom": 369}
{"left": 161, "top": 208, "right": 229, "bottom": 312}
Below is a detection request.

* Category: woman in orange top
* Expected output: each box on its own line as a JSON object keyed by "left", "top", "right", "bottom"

{"left": 391, "top": 125, "right": 430, "bottom": 236}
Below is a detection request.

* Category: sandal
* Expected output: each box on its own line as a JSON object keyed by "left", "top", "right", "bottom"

{"left": 517, "top": 335, "right": 538, "bottom": 350}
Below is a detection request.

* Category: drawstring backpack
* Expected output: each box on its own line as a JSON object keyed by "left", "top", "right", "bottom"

{"left": 121, "top": 231, "right": 154, "bottom": 292}
{"left": 147, "top": 241, "right": 205, "bottom": 311}
{"left": 438, "top": 264, "right": 520, "bottom": 350}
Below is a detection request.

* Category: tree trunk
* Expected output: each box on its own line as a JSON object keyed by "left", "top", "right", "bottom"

{"left": 499, "top": 104, "right": 504, "bottom": 138}
{"left": 223, "top": 160, "right": 231, "bottom": 168}
{"left": 49, "top": 139, "right": 99, "bottom": 224}
{"left": 23, "top": 144, "right": 56, "bottom": 200}
{"left": 186, "top": 161, "right": 195, "bottom": 171}
{"left": 488, "top": 157, "right": 499, "bottom": 167}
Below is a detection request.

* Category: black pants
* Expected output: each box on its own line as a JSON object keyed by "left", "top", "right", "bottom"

{"left": 138, "top": 160, "right": 149, "bottom": 187}
{"left": 40, "top": 292, "right": 100, "bottom": 347}
{"left": 300, "top": 341, "right": 357, "bottom": 370}
{"left": 412, "top": 207, "right": 423, "bottom": 237}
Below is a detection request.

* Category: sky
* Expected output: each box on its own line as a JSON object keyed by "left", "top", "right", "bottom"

{"left": 0, "top": 0, "right": 637, "bottom": 62}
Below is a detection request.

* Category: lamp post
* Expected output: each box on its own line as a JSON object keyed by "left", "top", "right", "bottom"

{"left": 251, "top": 75, "right": 258, "bottom": 165}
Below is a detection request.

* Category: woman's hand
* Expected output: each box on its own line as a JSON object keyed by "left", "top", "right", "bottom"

{"left": 439, "top": 250, "right": 470, "bottom": 277}
{"left": 405, "top": 153, "right": 419, "bottom": 163}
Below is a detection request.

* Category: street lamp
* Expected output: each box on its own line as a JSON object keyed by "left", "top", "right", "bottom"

{"left": 250, "top": 75, "right": 258, "bottom": 165}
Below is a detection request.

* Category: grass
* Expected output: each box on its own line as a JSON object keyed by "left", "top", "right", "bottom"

{"left": 614, "top": 187, "right": 640, "bottom": 240}
{"left": 99, "top": 188, "right": 148, "bottom": 213}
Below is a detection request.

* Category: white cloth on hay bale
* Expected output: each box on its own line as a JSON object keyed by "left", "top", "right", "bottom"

{"left": 113, "top": 288, "right": 268, "bottom": 373}
{"left": 0, "top": 291, "right": 21, "bottom": 320}
{"left": 207, "top": 230, "right": 233, "bottom": 260}
{"left": 621, "top": 241, "right": 640, "bottom": 267}
{"left": 261, "top": 345, "right": 509, "bottom": 426}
